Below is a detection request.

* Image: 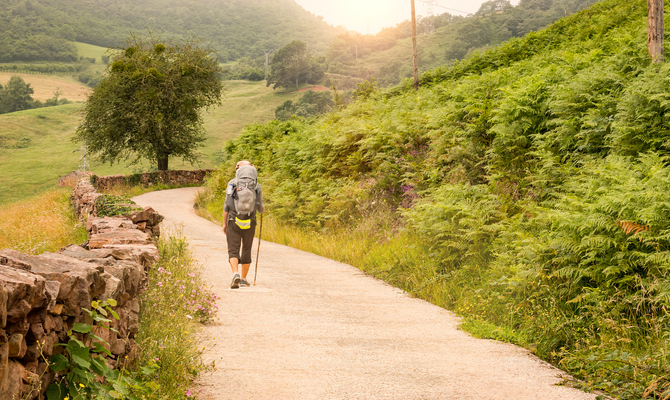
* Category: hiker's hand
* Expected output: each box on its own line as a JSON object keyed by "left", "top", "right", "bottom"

{"left": 222, "top": 223, "right": 227, "bottom": 235}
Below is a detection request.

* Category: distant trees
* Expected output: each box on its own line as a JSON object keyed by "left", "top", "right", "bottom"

{"left": 322, "top": 0, "right": 598, "bottom": 89}
{"left": 275, "top": 90, "right": 334, "bottom": 120}
{"left": 267, "top": 41, "right": 313, "bottom": 91}
{"left": 0, "top": 76, "right": 35, "bottom": 114}
{"left": 0, "top": 0, "right": 341, "bottom": 64}
{"left": 0, "top": 77, "right": 71, "bottom": 114}
{"left": 75, "top": 34, "right": 223, "bottom": 171}
{"left": 475, "top": 0, "right": 514, "bottom": 16}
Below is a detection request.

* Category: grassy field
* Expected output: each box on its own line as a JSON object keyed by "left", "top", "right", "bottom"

{"left": 0, "top": 79, "right": 303, "bottom": 205}
{"left": 0, "top": 73, "right": 90, "bottom": 102}
{"left": 73, "top": 42, "right": 110, "bottom": 63}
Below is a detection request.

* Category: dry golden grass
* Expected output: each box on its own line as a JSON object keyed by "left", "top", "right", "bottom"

{"left": 0, "top": 72, "right": 90, "bottom": 101}
{"left": 0, "top": 189, "right": 87, "bottom": 254}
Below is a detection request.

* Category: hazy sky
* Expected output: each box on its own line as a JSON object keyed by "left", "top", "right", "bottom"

{"left": 294, "top": 0, "right": 521, "bottom": 34}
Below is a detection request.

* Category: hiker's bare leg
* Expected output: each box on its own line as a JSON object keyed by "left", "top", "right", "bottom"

{"left": 229, "top": 257, "right": 239, "bottom": 274}
{"left": 241, "top": 263, "right": 251, "bottom": 279}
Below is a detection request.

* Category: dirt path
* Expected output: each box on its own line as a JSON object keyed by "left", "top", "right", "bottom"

{"left": 133, "top": 187, "right": 597, "bottom": 400}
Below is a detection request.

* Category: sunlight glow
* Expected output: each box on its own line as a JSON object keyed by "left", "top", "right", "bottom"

{"left": 295, "top": 0, "right": 521, "bottom": 34}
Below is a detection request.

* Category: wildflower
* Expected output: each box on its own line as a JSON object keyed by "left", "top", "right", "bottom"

{"left": 186, "top": 389, "right": 193, "bottom": 397}
{"left": 157, "top": 282, "right": 163, "bottom": 287}
{"left": 188, "top": 273, "right": 195, "bottom": 277}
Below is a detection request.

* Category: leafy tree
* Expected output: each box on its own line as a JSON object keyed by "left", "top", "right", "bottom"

{"left": 75, "top": 33, "right": 223, "bottom": 171}
{"left": 267, "top": 40, "right": 312, "bottom": 91}
{"left": 0, "top": 76, "right": 36, "bottom": 114}
{"left": 275, "top": 90, "right": 333, "bottom": 120}
{"left": 476, "top": 0, "right": 514, "bottom": 16}
{"left": 352, "top": 78, "right": 378, "bottom": 100}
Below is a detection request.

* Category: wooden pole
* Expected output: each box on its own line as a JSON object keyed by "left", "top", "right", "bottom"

{"left": 649, "top": 0, "right": 664, "bottom": 63}
{"left": 411, "top": 0, "right": 419, "bottom": 91}
{"left": 253, "top": 213, "right": 263, "bottom": 286}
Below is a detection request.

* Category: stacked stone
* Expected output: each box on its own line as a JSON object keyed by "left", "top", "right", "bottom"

{"left": 0, "top": 237, "right": 157, "bottom": 398}
{"left": 0, "top": 179, "right": 164, "bottom": 398}
{"left": 71, "top": 178, "right": 101, "bottom": 218}
{"left": 92, "top": 169, "right": 212, "bottom": 191}
{"left": 56, "top": 171, "right": 92, "bottom": 188}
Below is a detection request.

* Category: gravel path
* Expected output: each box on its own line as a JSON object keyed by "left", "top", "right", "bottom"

{"left": 133, "top": 187, "right": 596, "bottom": 400}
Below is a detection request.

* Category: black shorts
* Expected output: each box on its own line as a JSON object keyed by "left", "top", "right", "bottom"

{"left": 226, "top": 218, "right": 257, "bottom": 264}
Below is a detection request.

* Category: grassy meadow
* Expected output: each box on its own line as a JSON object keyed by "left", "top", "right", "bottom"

{"left": 0, "top": 77, "right": 303, "bottom": 205}
{"left": 0, "top": 72, "right": 90, "bottom": 102}
{"left": 72, "top": 41, "right": 110, "bottom": 63}
{"left": 0, "top": 188, "right": 88, "bottom": 253}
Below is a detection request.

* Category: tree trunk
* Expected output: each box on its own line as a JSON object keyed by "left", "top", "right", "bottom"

{"left": 157, "top": 155, "right": 169, "bottom": 171}
{"left": 649, "top": 0, "right": 664, "bottom": 63}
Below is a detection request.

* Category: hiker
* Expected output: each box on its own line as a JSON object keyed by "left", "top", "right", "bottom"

{"left": 223, "top": 160, "right": 265, "bottom": 288}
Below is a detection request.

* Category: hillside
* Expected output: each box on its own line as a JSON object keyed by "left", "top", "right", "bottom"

{"left": 201, "top": 0, "right": 670, "bottom": 398}
{"left": 0, "top": 73, "right": 89, "bottom": 101}
{"left": 322, "top": 0, "right": 600, "bottom": 88}
{"left": 0, "top": 0, "right": 342, "bottom": 63}
{"left": 0, "top": 80, "right": 305, "bottom": 205}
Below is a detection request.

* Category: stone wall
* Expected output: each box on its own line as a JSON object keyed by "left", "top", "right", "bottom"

{"left": 0, "top": 178, "right": 163, "bottom": 399}
{"left": 91, "top": 169, "right": 212, "bottom": 191}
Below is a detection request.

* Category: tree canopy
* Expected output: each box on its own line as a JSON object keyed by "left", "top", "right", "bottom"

{"left": 267, "top": 41, "right": 325, "bottom": 91}
{"left": 267, "top": 41, "right": 312, "bottom": 91}
{"left": 75, "top": 34, "right": 223, "bottom": 171}
{"left": 0, "top": 76, "right": 35, "bottom": 114}
{"left": 0, "top": 0, "right": 342, "bottom": 63}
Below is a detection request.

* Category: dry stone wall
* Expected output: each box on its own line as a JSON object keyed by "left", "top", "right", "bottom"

{"left": 0, "top": 178, "right": 163, "bottom": 399}
{"left": 91, "top": 169, "right": 211, "bottom": 191}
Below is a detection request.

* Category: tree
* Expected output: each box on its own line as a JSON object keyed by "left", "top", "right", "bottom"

{"left": 267, "top": 40, "right": 312, "bottom": 91}
{"left": 75, "top": 33, "right": 223, "bottom": 171}
{"left": 648, "top": 0, "right": 664, "bottom": 63}
{"left": 275, "top": 90, "right": 334, "bottom": 120}
{"left": 476, "top": 0, "right": 513, "bottom": 16}
{"left": 0, "top": 76, "right": 36, "bottom": 114}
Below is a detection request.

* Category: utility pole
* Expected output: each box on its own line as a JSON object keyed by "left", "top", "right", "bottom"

{"left": 424, "top": 0, "right": 436, "bottom": 35}
{"left": 648, "top": 0, "right": 664, "bottom": 63}
{"left": 263, "top": 50, "right": 272, "bottom": 81}
{"left": 411, "top": 0, "right": 419, "bottom": 91}
{"left": 78, "top": 144, "right": 89, "bottom": 174}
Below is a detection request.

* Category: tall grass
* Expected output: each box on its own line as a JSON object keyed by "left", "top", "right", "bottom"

{"left": 135, "top": 231, "right": 218, "bottom": 399}
{"left": 0, "top": 188, "right": 87, "bottom": 253}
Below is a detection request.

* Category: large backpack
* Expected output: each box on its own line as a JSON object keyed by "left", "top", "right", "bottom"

{"left": 233, "top": 165, "right": 257, "bottom": 219}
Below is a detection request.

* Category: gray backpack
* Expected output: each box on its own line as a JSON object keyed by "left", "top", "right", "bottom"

{"left": 234, "top": 165, "right": 257, "bottom": 218}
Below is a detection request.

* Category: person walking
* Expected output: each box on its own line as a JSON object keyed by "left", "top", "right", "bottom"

{"left": 223, "top": 160, "right": 265, "bottom": 288}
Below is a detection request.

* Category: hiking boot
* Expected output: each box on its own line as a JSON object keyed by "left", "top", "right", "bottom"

{"left": 239, "top": 278, "right": 250, "bottom": 287}
{"left": 230, "top": 273, "right": 241, "bottom": 289}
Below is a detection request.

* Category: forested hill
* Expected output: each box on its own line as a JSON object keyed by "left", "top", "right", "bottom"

{"left": 205, "top": 0, "right": 670, "bottom": 398}
{"left": 325, "top": 0, "right": 600, "bottom": 87}
{"left": 0, "top": 0, "right": 342, "bottom": 62}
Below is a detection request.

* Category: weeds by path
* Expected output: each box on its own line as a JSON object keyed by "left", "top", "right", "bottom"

{"left": 135, "top": 231, "right": 218, "bottom": 399}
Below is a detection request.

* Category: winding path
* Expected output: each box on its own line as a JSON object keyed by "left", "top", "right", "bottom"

{"left": 133, "top": 187, "right": 596, "bottom": 400}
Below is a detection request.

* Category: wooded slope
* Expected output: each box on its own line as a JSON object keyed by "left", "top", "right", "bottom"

{"left": 0, "top": 0, "right": 341, "bottom": 62}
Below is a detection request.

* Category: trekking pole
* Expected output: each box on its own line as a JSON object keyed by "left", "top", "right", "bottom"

{"left": 253, "top": 213, "right": 263, "bottom": 286}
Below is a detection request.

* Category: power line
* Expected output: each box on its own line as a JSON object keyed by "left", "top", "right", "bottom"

{"left": 423, "top": 1, "right": 471, "bottom": 15}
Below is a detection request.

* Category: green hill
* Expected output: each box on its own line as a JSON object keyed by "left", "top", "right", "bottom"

{"left": 0, "top": 80, "right": 304, "bottom": 204}
{"left": 203, "top": 0, "right": 670, "bottom": 397}
{"left": 322, "top": 0, "right": 600, "bottom": 88}
{"left": 0, "top": 0, "right": 342, "bottom": 63}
